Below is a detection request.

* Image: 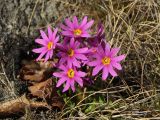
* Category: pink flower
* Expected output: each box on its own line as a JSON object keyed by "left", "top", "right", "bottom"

{"left": 53, "top": 65, "right": 86, "bottom": 92}
{"left": 32, "top": 27, "right": 59, "bottom": 62}
{"left": 61, "top": 16, "right": 94, "bottom": 38}
{"left": 87, "top": 23, "right": 105, "bottom": 47}
{"left": 88, "top": 44, "right": 126, "bottom": 80}
{"left": 58, "top": 38, "right": 88, "bottom": 68}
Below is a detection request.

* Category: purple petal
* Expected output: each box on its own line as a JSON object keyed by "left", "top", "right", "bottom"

{"left": 82, "top": 60, "right": 89, "bottom": 66}
{"left": 60, "top": 24, "right": 71, "bottom": 31}
{"left": 67, "top": 59, "right": 73, "bottom": 68}
{"left": 88, "top": 61, "right": 100, "bottom": 66}
{"left": 70, "top": 80, "right": 75, "bottom": 92}
{"left": 59, "top": 65, "right": 68, "bottom": 72}
{"left": 63, "top": 37, "right": 70, "bottom": 44}
{"left": 73, "top": 58, "right": 81, "bottom": 67}
{"left": 97, "top": 45, "right": 105, "bottom": 57}
{"left": 92, "top": 64, "right": 103, "bottom": 76}
{"left": 62, "top": 31, "right": 73, "bottom": 37}
{"left": 80, "top": 16, "right": 87, "bottom": 28}
{"left": 77, "top": 71, "right": 86, "bottom": 77}
{"left": 36, "top": 50, "right": 47, "bottom": 61}
{"left": 75, "top": 77, "right": 83, "bottom": 87}
{"left": 52, "top": 28, "right": 58, "bottom": 39}
{"left": 70, "top": 38, "right": 75, "bottom": 47}
{"left": 49, "top": 50, "right": 53, "bottom": 58}
{"left": 35, "top": 39, "right": 47, "bottom": 46}
{"left": 65, "top": 18, "right": 74, "bottom": 29}
{"left": 40, "top": 30, "right": 49, "bottom": 41}
{"left": 54, "top": 36, "right": 59, "bottom": 43}
{"left": 112, "top": 55, "right": 126, "bottom": 62}
{"left": 81, "top": 33, "right": 91, "bottom": 37}
{"left": 93, "top": 54, "right": 102, "bottom": 60}
{"left": 48, "top": 26, "right": 52, "bottom": 40}
{"left": 102, "top": 67, "right": 109, "bottom": 80}
{"left": 110, "top": 48, "right": 120, "bottom": 57}
{"left": 59, "top": 57, "right": 67, "bottom": 65}
{"left": 75, "top": 48, "right": 88, "bottom": 53}
{"left": 75, "top": 54, "right": 88, "bottom": 60}
{"left": 73, "top": 16, "right": 78, "bottom": 28}
{"left": 105, "top": 43, "right": 111, "bottom": 53}
{"left": 44, "top": 51, "right": 50, "bottom": 62}
{"left": 53, "top": 72, "right": 65, "bottom": 78}
{"left": 108, "top": 65, "right": 117, "bottom": 77}
{"left": 74, "top": 41, "right": 80, "bottom": 48}
{"left": 63, "top": 80, "right": 70, "bottom": 92}
{"left": 111, "top": 62, "right": 122, "bottom": 70}
{"left": 32, "top": 47, "right": 46, "bottom": 53}
{"left": 56, "top": 78, "right": 66, "bottom": 87}
{"left": 57, "top": 43, "right": 66, "bottom": 51}
{"left": 82, "top": 20, "right": 94, "bottom": 30}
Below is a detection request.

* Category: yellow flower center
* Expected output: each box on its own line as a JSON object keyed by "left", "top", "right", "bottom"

{"left": 47, "top": 42, "right": 53, "bottom": 50}
{"left": 67, "top": 69, "right": 75, "bottom": 78}
{"left": 67, "top": 48, "right": 74, "bottom": 57}
{"left": 102, "top": 57, "right": 111, "bottom": 65}
{"left": 73, "top": 29, "right": 82, "bottom": 36}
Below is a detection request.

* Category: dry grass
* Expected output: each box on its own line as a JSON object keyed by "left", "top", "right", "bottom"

{"left": 0, "top": 0, "right": 160, "bottom": 119}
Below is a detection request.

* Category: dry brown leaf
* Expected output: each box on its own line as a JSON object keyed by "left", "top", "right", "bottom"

{"left": 28, "top": 78, "right": 52, "bottom": 98}
{"left": 18, "top": 59, "right": 64, "bottom": 111}
{"left": 28, "top": 78, "right": 64, "bottom": 110}
{"left": 0, "top": 95, "right": 50, "bottom": 118}
{"left": 19, "top": 59, "right": 54, "bottom": 82}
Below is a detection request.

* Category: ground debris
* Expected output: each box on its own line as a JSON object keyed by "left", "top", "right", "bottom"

{"left": 28, "top": 78, "right": 53, "bottom": 98}
{"left": 0, "top": 59, "right": 64, "bottom": 118}
{"left": 0, "top": 94, "right": 50, "bottom": 118}
{"left": 19, "top": 59, "right": 54, "bottom": 82}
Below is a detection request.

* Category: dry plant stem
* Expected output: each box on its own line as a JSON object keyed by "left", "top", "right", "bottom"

{"left": 26, "top": 0, "right": 39, "bottom": 35}
{"left": 0, "top": 94, "right": 50, "bottom": 117}
{"left": 0, "top": 62, "right": 16, "bottom": 96}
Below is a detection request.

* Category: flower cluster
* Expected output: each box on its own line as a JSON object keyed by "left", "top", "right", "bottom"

{"left": 32, "top": 16, "right": 125, "bottom": 92}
